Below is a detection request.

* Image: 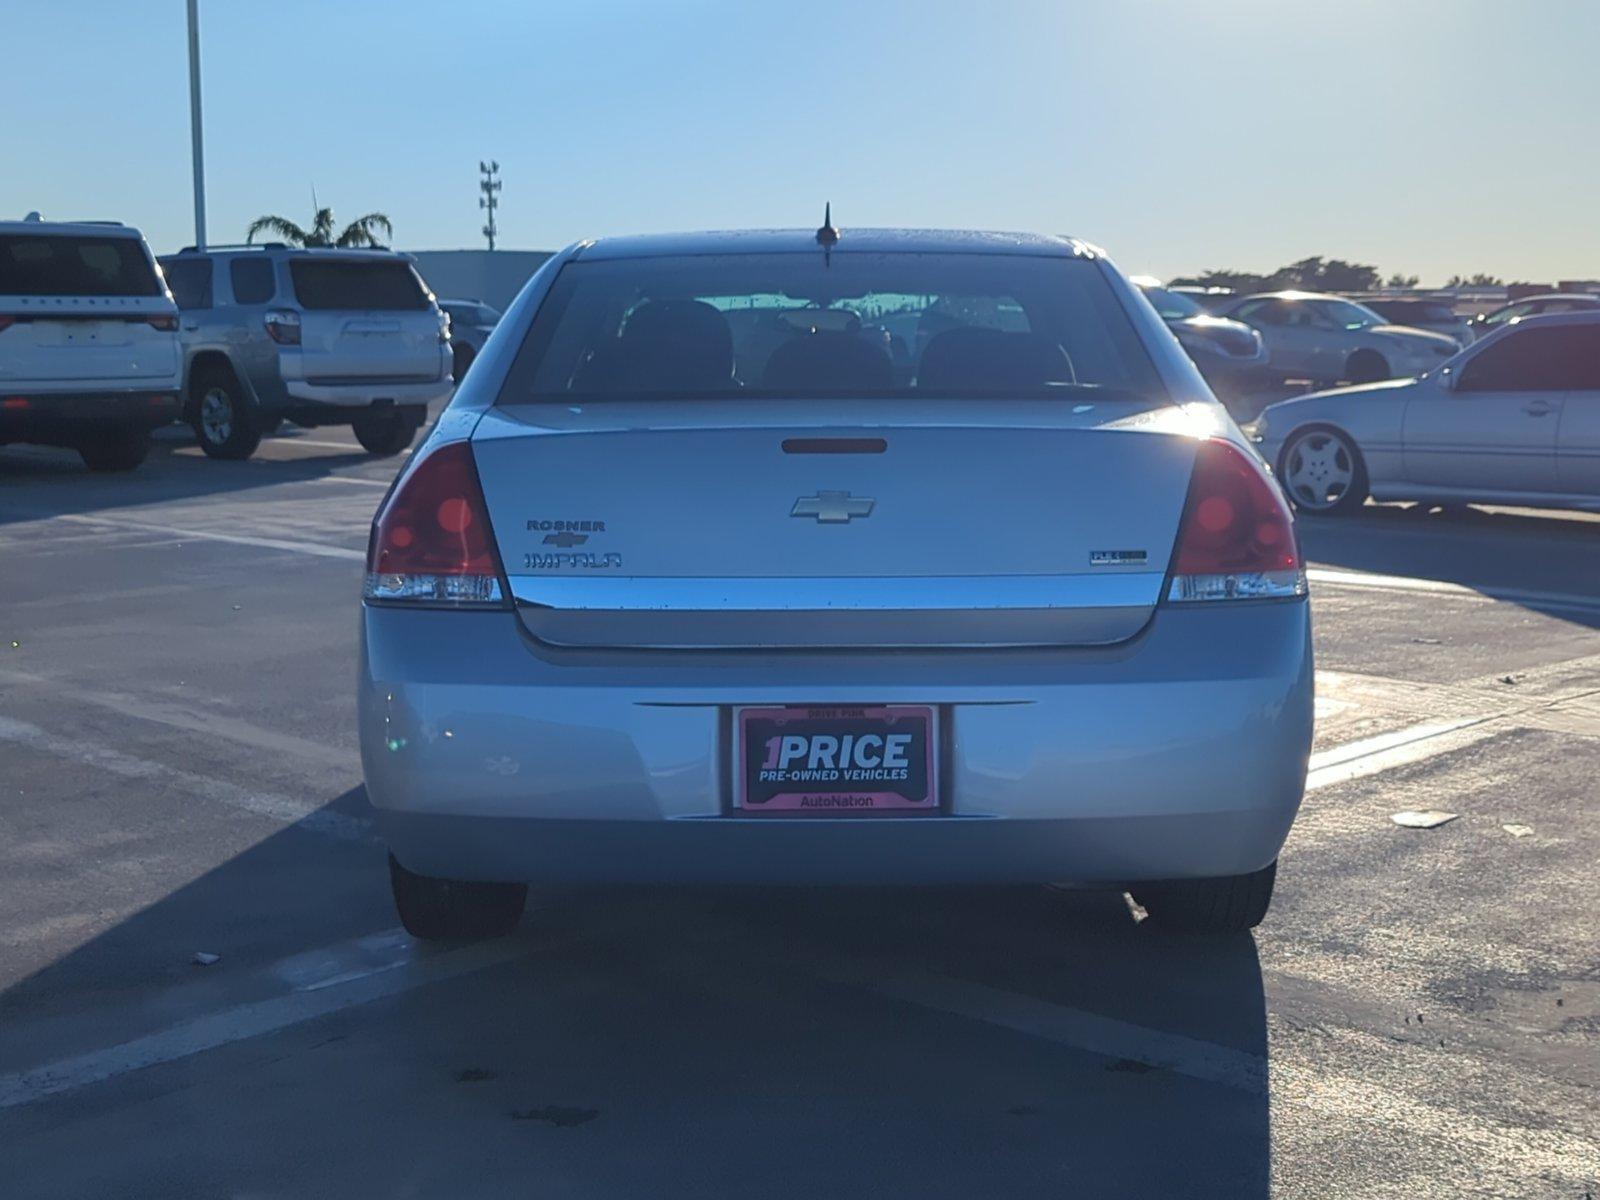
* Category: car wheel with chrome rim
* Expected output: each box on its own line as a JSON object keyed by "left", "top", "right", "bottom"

{"left": 1278, "top": 426, "right": 1368, "bottom": 515}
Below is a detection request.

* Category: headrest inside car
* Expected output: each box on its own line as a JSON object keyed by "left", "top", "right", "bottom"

{"left": 917, "top": 328, "right": 1075, "bottom": 391}
{"left": 762, "top": 331, "right": 894, "bottom": 392}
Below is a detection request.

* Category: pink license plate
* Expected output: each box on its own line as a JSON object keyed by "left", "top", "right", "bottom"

{"left": 735, "top": 705, "right": 937, "bottom": 815}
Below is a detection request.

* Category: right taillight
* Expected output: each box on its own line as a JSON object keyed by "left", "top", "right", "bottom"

{"left": 1165, "top": 438, "right": 1306, "bottom": 603}
{"left": 364, "top": 441, "right": 508, "bottom": 607}
{"left": 264, "top": 309, "right": 301, "bottom": 345}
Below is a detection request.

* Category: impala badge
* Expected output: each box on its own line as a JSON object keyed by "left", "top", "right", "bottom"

{"left": 791, "top": 490, "right": 874, "bottom": 524}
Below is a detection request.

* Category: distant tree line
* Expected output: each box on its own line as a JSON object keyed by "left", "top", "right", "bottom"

{"left": 1170, "top": 256, "right": 1512, "bottom": 293}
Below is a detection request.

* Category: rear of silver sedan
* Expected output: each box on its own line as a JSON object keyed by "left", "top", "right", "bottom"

{"left": 358, "top": 231, "right": 1313, "bottom": 939}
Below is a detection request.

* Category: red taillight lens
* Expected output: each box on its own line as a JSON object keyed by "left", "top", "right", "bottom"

{"left": 146, "top": 314, "right": 179, "bottom": 332}
{"left": 264, "top": 309, "right": 301, "bottom": 345}
{"left": 0, "top": 315, "right": 16, "bottom": 334}
{"left": 1165, "top": 439, "right": 1304, "bottom": 603}
{"left": 364, "top": 441, "right": 506, "bottom": 606}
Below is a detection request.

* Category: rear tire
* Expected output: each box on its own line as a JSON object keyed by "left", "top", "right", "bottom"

{"left": 1134, "top": 860, "right": 1277, "bottom": 934}
{"left": 191, "top": 367, "right": 262, "bottom": 460}
{"left": 1345, "top": 350, "right": 1389, "bottom": 384}
{"left": 352, "top": 407, "right": 424, "bottom": 457}
{"left": 388, "top": 853, "right": 526, "bottom": 941}
{"left": 78, "top": 430, "right": 149, "bottom": 472}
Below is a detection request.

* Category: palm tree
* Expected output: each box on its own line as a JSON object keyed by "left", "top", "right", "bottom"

{"left": 246, "top": 207, "right": 393, "bottom": 248}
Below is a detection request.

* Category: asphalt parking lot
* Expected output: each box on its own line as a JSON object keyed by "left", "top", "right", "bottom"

{"left": 1, "top": 423, "right": 1597, "bottom": 1199}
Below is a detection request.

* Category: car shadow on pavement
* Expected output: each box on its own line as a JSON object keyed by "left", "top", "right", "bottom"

{"left": 0, "top": 792, "right": 1271, "bottom": 1198}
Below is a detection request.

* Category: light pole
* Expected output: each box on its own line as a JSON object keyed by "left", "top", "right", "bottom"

{"left": 479, "top": 161, "right": 501, "bottom": 251}
{"left": 186, "top": 0, "right": 207, "bottom": 249}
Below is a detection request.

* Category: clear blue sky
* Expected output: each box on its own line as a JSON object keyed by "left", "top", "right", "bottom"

{"left": 5, "top": 0, "right": 1598, "bottom": 284}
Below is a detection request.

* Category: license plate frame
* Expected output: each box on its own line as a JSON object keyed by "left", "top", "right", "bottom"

{"left": 733, "top": 704, "right": 939, "bottom": 816}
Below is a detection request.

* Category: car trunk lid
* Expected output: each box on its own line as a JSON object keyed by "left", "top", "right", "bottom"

{"left": 471, "top": 399, "right": 1205, "bottom": 649}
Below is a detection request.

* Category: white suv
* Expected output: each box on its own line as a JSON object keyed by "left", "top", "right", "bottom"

{"left": 158, "top": 245, "right": 455, "bottom": 459}
{"left": 0, "top": 217, "right": 182, "bottom": 471}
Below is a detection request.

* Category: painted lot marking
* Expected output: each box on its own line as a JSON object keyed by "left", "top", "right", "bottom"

{"left": 1307, "top": 566, "right": 1600, "bottom": 616}
{"left": 55, "top": 514, "right": 364, "bottom": 561}
{"left": 834, "top": 961, "right": 1266, "bottom": 1093}
{"left": 0, "top": 669, "right": 354, "bottom": 771}
{"left": 0, "top": 715, "right": 369, "bottom": 841}
{"left": 271, "top": 438, "right": 413, "bottom": 454}
{"left": 1305, "top": 717, "right": 1502, "bottom": 791}
{"left": 0, "top": 935, "right": 522, "bottom": 1110}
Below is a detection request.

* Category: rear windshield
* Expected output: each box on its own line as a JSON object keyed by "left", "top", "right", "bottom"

{"left": 0, "top": 234, "right": 161, "bottom": 297}
{"left": 503, "top": 253, "right": 1167, "bottom": 404}
{"left": 288, "top": 259, "right": 428, "bottom": 310}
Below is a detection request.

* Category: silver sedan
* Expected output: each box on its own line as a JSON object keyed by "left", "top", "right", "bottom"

{"left": 358, "top": 228, "right": 1313, "bottom": 941}
{"left": 1252, "top": 311, "right": 1600, "bottom": 514}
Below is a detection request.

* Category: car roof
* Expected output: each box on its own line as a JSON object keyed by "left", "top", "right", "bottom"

{"left": 0, "top": 219, "right": 143, "bottom": 239}
{"left": 163, "top": 244, "right": 411, "bottom": 260}
{"left": 1496, "top": 309, "right": 1600, "bottom": 328}
{"left": 572, "top": 228, "right": 1092, "bottom": 261}
{"left": 1233, "top": 290, "right": 1346, "bottom": 303}
{"left": 1501, "top": 293, "right": 1600, "bottom": 305}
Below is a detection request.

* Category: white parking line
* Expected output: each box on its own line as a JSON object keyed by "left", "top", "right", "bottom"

{"left": 0, "top": 715, "right": 369, "bottom": 841}
{"left": 56, "top": 514, "right": 364, "bottom": 561}
{"left": 1305, "top": 716, "right": 1502, "bottom": 791}
{"left": 838, "top": 962, "right": 1267, "bottom": 1093}
{"left": 1307, "top": 567, "right": 1600, "bottom": 615}
{"left": 0, "top": 935, "right": 523, "bottom": 1110}
{"left": 272, "top": 438, "right": 412, "bottom": 454}
{"left": 0, "top": 669, "right": 355, "bottom": 771}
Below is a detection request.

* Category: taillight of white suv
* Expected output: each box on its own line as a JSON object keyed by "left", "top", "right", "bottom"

{"left": 264, "top": 309, "right": 301, "bottom": 346}
{"left": 1164, "top": 439, "right": 1305, "bottom": 603}
{"left": 364, "top": 442, "right": 508, "bottom": 607}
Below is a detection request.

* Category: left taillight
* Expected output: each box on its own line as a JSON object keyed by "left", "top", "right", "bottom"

{"left": 1164, "top": 438, "right": 1305, "bottom": 604}
{"left": 264, "top": 309, "right": 302, "bottom": 345}
{"left": 146, "top": 314, "right": 178, "bottom": 332}
{"left": 364, "top": 441, "right": 508, "bottom": 607}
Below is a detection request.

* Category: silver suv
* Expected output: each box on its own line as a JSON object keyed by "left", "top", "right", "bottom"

{"left": 157, "top": 245, "right": 454, "bottom": 459}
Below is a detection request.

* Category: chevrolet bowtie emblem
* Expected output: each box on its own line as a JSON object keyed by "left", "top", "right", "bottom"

{"left": 542, "top": 531, "right": 588, "bottom": 548}
{"left": 791, "top": 490, "right": 874, "bottom": 524}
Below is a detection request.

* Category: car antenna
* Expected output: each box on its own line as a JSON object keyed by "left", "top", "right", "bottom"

{"left": 815, "top": 203, "right": 839, "bottom": 264}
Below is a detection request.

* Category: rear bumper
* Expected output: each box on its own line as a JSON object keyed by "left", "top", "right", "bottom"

{"left": 283, "top": 377, "right": 453, "bottom": 406}
{"left": 0, "top": 389, "right": 182, "bottom": 442}
{"left": 360, "top": 601, "right": 1314, "bottom": 886}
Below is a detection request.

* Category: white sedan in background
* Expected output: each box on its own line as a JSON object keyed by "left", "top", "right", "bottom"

{"left": 1251, "top": 311, "right": 1600, "bottom": 514}
{"left": 1220, "top": 291, "right": 1459, "bottom": 386}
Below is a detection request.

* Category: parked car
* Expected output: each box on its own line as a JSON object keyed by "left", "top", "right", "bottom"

{"left": 1168, "top": 285, "right": 1237, "bottom": 313}
{"left": 0, "top": 216, "right": 182, "bottom": 471}
{"left": 1357, "top": 296, "right": 1474, "bottom": 346}
{"left": 437, "top": 298, "right": 501, "bottom": 380}
{"left": 1218, "top": 291, "right": 1459, "bottom": 386}
{"left": 1132, "top": 277, "right": 1273, "bottom": 404}
{"left": 360, "top": 227, "right": 1313, "bottom": 941}
{"left": 1249, "top": 311, "right": 1600, "bottom": 514}
{"left": 157, "top": 244, "right": 454, "bottom": 460}
{"left": 1468, "top": 293, "right": 1600, "bottom": 339}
